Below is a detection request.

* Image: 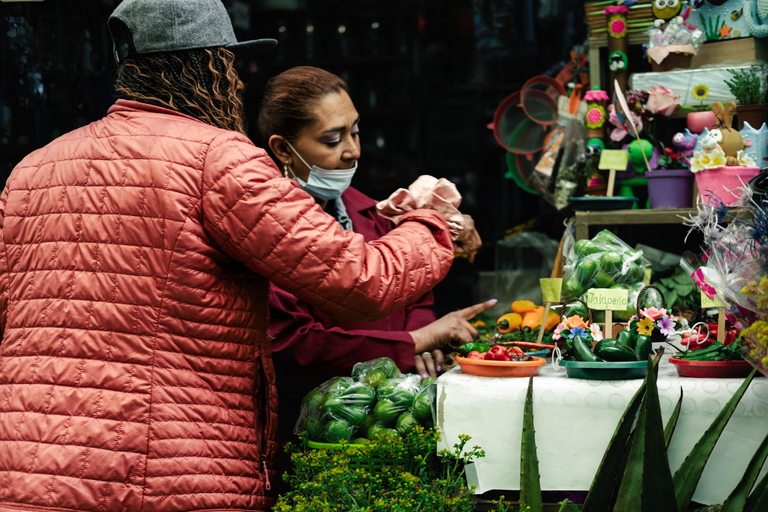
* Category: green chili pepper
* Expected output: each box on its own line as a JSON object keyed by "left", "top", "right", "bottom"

{"left": 616, "top": 329, "right": 637, "bottom": 351}
{"left": 573, "top": 335, "right": 604, "bottom": 362}
{"left": 594, "top": 338, "right": 637, "bottom": 362}
{"left": 634, "top": 334, "right": 652, "bottom": 361}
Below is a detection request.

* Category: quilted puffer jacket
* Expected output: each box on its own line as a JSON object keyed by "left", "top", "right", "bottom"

{"left": 0, "top": 100, "right": 454, "bottom": 512}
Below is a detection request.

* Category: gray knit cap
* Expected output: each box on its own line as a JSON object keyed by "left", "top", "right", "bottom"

{"left": 108, "top": 0, "right": 277, "bottom": 63}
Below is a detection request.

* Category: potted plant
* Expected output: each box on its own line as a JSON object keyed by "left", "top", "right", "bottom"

{"left": 724, "top": 68, "right": 768, "bottom": 130}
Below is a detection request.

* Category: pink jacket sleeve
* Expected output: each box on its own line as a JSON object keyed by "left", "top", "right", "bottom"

{"left": 201, "top": 133, "right": 454, "bottom": 322}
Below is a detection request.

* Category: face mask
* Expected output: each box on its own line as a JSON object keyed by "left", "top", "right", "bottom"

{"left": 284, "top": 140, "right": 357, "bottom": 201}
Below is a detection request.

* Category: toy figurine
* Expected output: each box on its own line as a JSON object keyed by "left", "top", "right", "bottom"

{"left": 672, "top": 130, "right": 698, "bottom": 166}
{"left": 711, "top": 100, "right": 743, "bottom": 165}
{"left": 653, "top": 0, "right": 684, "bottom": 27}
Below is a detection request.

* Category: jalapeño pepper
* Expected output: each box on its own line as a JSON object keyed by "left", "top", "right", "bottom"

{"left": 634, "top": 334, "right": 652, "bottom": 361}
{"left": 616, "top": 329, "right": 637, "bottom": 351}
{"left": 573, "top": 335, "right": 604, "bottom": 362}
{"left": 594, "top": 338, "right": 637, "bottom": 361}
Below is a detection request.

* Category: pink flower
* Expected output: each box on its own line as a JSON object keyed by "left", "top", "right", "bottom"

{"left": 640, "top": 307, "right": 667, "bottom": 321}
{"left": 590, "top": 323, "right": 604, "bottom": 341}
{"left": 645, "top": 86, "right": 680, "bottom": 117}
{"left": 552, "top": 322, "right": 566, "bottom": 340}
{"left": 608, "top": 104, "right": 643, "bottom": 142}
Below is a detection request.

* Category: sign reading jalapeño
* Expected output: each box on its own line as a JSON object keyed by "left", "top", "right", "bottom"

{"left": 586, "top": 287, "right": 629, "bottom": 311}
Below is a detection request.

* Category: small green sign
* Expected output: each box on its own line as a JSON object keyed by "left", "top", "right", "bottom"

{"left": 701, "top": 291, "right": 726, "bottom": 308}
{"left": 598, "top": 149, "right": 629, "bottom": 170}
{"left": 540, "top": 278, "right": 563, "bottom": 303}
{"left": 586, "top": 287, "right": 629, "bottom": 311}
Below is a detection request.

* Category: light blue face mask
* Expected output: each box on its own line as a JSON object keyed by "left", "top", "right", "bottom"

{"left": 284, "top": 140, "right": 357, "bottom": 201}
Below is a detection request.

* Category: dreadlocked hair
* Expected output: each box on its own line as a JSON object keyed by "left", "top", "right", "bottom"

{"left": 114, "top": 48, "right": 246, "bottom": 135}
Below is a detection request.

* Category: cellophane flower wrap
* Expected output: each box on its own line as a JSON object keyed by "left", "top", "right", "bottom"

{"left": 682, "top": 188, "right": 768, "bottom": 375}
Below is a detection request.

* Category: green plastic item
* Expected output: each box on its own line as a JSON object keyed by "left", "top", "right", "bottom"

{"left": 559, "top": 359, "right": 648, "bottom": 380}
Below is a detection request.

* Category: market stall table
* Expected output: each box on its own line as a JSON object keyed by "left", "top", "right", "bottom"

{"left": 435, "top": 351, "right": 768, "bottom": 505}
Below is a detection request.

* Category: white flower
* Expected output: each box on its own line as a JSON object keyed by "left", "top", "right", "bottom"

{"left": 737, "top": 150, "right": 756, "bottom": 167}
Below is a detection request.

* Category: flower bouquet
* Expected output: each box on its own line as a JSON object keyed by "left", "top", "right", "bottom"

{"left": 552, "top": 298, "right": 604, "bottom": 361}
{"left": 682, "top": 189, "right": 768, "bottom": 375}
{"left": 625, "top": 285, "right": 681, "bottom": 344}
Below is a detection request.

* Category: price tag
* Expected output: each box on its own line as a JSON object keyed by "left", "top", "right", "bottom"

{"left": 701, "top": 291, "right": 726, "bottom": 308}
{"left": 540, "top": 278, "right": 563, "bottom": 303}
{"left": 598, "top": 150, "right": 629, "bottom": 171}
{"left": 586, "top": 288, "right": 629, "bottom": 311}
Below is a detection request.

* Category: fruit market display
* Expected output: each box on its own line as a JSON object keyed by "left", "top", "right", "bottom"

{"left": 295, "top": 357, "right": 434, "bottom": 445}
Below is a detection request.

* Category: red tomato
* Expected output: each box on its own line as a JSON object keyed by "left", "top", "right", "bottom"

{"left": 466, "top": 351, "right": 483, "bottom": 359}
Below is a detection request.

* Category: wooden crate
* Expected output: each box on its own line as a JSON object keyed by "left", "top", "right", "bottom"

{"left": 690, "top": 37, "right": 768, "bottom": 68}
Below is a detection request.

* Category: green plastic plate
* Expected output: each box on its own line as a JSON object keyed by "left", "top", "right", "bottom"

{"left": 559, "top": 359, "right": 647, "bottom": 380}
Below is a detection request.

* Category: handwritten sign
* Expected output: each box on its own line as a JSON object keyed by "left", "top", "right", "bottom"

{"left": 598, "top": 149, "right": 629, "bottom": 171}
{"left": 540, "top": 278, "right": 563, "bottom": 303}
{"left": 586, "top": 287, "right": 629, "bottom": 311}
{"left": 701, "top": 291, "right": 726, "bottom": 308}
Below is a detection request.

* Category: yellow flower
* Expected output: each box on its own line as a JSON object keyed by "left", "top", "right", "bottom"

{"left": 637, "top": 316, "right": 655, "bottom": 335}
{"left": 692, "top": 84, "right": 710, "bottom": 102}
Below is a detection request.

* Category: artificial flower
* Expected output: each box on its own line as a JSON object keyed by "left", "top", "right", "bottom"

{"left": 608, "top": 104, "right": 644, "bottom": 142}
{"left": 640, "top": 307, "right": 667, "bottom": 321}
{"left": 637, "top": 316, "right": 655, "bottom": 335}
{"left": 568, "top": 326, "right": 587, "bottom": 339}
{"left": 565, "top": 315, "right": 588, "bottom": 330}
{"left": 590, "top": 323, "right": 604, "bottom": 341}
{"left": 645, "top": 86, "right": 680, "bottom": 117}
{"left": 738, "top": 150, "right": 756, "bottom": 167}
{"left": 657, "top": 316, "right": 676, "bottom": 336}
{"left": 691, "top": 83, "right": 710, "bottom": 102}
{"left": 552, "top": 323, "right": 566, "bottom": 340}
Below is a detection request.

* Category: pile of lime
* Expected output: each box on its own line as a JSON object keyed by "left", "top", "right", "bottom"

{"left": 562, "top": 229, "right": 650, "bottom": 320}
{"left": 296, "top": 357, "right": 435, "bottom": 444}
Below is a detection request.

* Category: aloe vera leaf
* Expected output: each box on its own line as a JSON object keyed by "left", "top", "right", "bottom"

{"left": 614, "top": 357, "right": 677, "bottom": 512}
{"left": 673, "top": 369, "right": 757, "bottom": 512}
{"left": 520, "top": 375, "right": 543, "bottom": 512}
{"left": 664, "top": 388, "right": 684, "bottom": 450}
{"left": 744, "top": 470, "right": 768, "bottom": 512}
{"left": 581, "top": 353, "right": 663, "bottom": 512}
{"left": 722, "top": 430, "right": 768, "bottom": 512}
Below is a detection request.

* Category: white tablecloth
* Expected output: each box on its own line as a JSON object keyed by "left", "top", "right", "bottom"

{"left": 435, "top": 353, "right": 768, "bottom": 505}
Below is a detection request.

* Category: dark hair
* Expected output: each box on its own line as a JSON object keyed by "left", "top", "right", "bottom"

{"left": 255, "top": 66, "right": 348, "bottom": 147}
{"left": 114, "top": 47, "right": 246, "bottom": 135}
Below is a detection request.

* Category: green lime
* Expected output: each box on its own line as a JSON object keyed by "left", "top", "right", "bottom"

{"left": 367, "top": 422, "right": 386, "bottom": 440}
{"left": 322, "top": 395, "right": 345, "bottom": 416}
{"left": 350, "top": 437, "right": 370, "bottom": 445}
{"left": 419, "top": 376, "right": 436, "bottom": 389}
{"left": 411, "top": 390, "right": 432, "bottom": 420}
{"left": 362, "top": 412, "right": 376, "bottom": 432}
{"left": 577, "top": 255, "right": 599, "bottom": 286}
{"left": 574, "top": 239, "right": 602, "bottom": 257}
{"left": 372, "top": 357, "right": 401, "bottom": 379}
{"left": 362, "top": 368, "right": 387, "bottom": 389}
{"left": 325, "top": 377, "right": 353, "bottom": 395}
{"left": 376, "top": 378, "right": 400, "bottom": 399}
{"left": 396, "top": 412, "right": 421, "bottom": 436}
{"left": 374, "top": 398, "right": 401, "bottom": 426}
{"left": 323, "top": 418, "right": 354, "bottom": 443}
{"left": 600, "top": 251, "right": 623, "bottom": 274}
{"left": 351, "top": 362, "right": 372, "bottom": 380}
{"left": 562, "top": 274, "right": 584, "bottom": 300}
{"left": 337, "top": 404, "right": 368, "bottom": 428}
{"left": 341, "top": 382, "right": 377, "bottom": 407}
{"left": 299, "top": 415, "right": 324, "bottom": 441}
{"left": 302, "top": 389, "right": 325, "bottom": 414}
{"left": 594, "top": 271, "right": 615, "bottom": 288}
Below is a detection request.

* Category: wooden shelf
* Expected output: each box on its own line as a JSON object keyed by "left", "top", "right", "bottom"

{"left": 572, "top": 208, "right": 748, "bottom": 240}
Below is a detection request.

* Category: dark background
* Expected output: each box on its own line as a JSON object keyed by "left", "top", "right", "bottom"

{"left": 2, "top": 0, "right": 696, "bottom": 315}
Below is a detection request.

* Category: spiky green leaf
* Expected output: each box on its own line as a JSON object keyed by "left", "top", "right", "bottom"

{"left": 520, "top": 375, "right": 543, "bottom": 512}
{"left": 722, "top": 430, "right": 768, "bottom": 512}
{"left": 673, "top": 369, "right": 757, "bottom": 512}
{"left": 664, "top": 388, "right": 683, "bottom": 450}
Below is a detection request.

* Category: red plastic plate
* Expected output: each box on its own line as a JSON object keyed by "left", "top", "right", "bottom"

{"left": 669, "top": 357, "right": 754, "bottom": 378}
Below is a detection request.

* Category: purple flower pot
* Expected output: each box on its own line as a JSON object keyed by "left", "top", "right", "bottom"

{"left": 646, "top": 169, "right": 695, "bottom": 209}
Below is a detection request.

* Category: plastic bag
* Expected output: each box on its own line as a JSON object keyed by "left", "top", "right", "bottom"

{"left": 295, "top": 357, "right": 434, "bottom": 443}
{"left": 561, "top": 229, "right": 651, "bottom": 304}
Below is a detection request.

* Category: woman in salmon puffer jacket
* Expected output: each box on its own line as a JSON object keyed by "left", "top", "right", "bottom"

{"left": 0, "top": 1, "right": 480, "bottom": 511}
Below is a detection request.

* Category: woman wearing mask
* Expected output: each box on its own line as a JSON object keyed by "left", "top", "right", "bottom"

{"left": 253, "top": 66, "right": 495, "bottom": 448}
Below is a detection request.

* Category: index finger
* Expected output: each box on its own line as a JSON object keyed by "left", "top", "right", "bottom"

{"left": 458, "top": 299, "right": 498, "bottom": 320}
